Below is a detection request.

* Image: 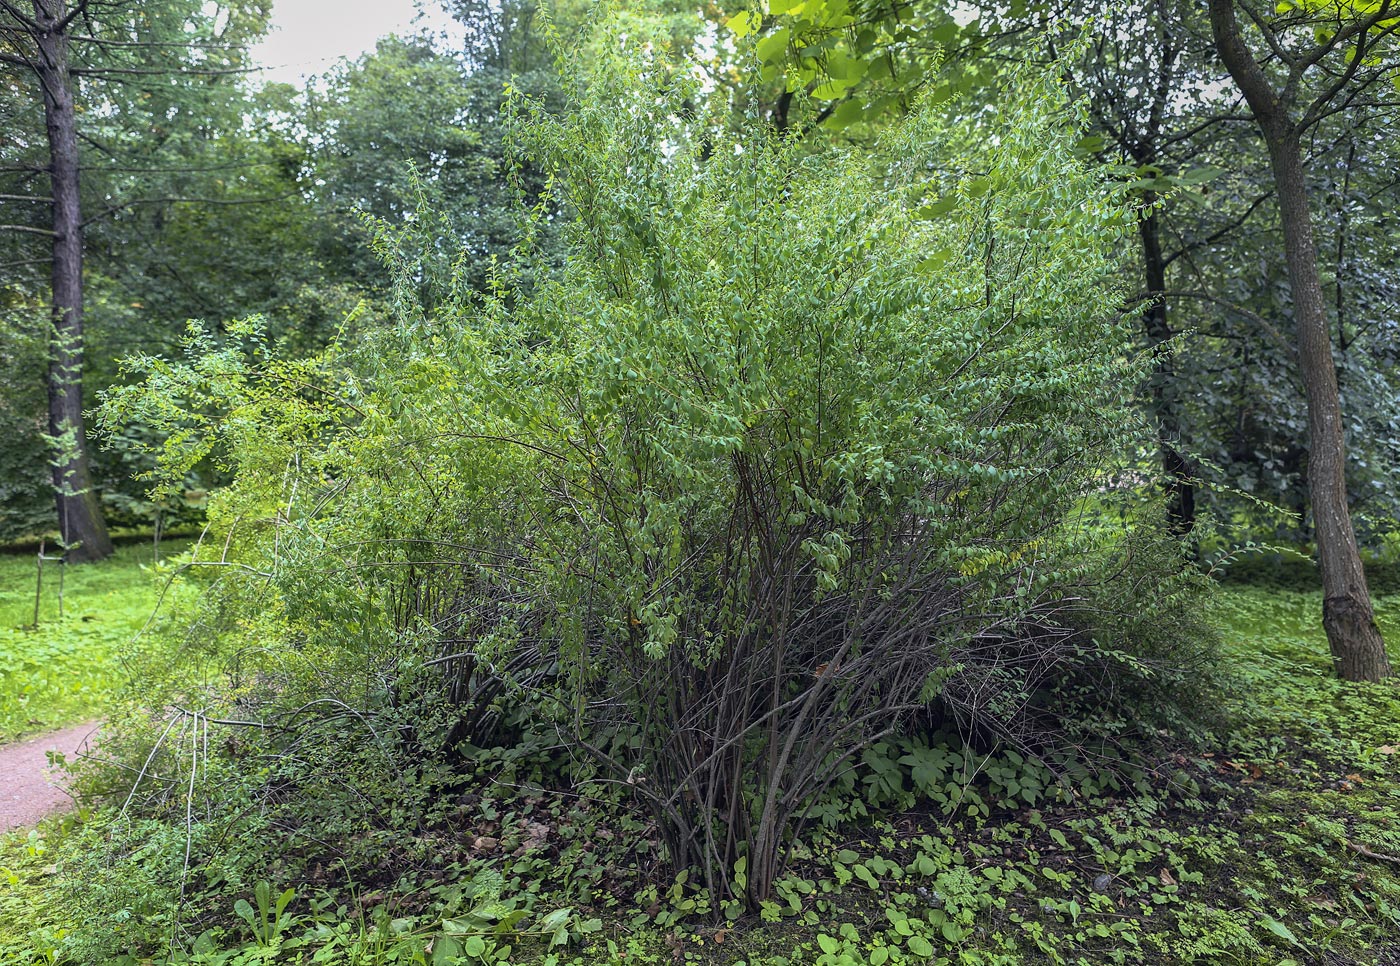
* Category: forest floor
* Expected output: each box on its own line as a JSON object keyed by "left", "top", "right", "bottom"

{"left": 0, "top": 549, "right": 1396, "bottom": 965}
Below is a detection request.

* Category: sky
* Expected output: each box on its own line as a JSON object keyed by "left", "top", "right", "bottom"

{"left": 249, "top": 0, "right": 461, "bottom": 86}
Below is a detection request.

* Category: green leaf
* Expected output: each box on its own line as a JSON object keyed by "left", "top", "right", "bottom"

{"left": 433, "top": 934, "right": 463, "bottom": 965}
{"left": 825, "top": 97, "right": 865, "bottom": 130}
{"left": 756, "top": 26, "right": 791, "bottom": 62}
{"left": 915, "top": 250, "right": 953, "bottom": 274}
{"left": 907, "top": 935, "right": 934, "bottom": 957}
{"left": 726, "top": 11, "right": 761, "bottom": 37}
{"left": 1262, "top": 916, "right": 1302, "bottom": 947}
{"left": 915, "top": 196, "right": 957, "bottom": 221}
{"left": 1176, "top": 166, "right": 1225, "bottom": 186}
{"left": 463, "top": 935, "right": 487, "bottom": 958}
{"left": 537, "top": 907, "right": 572, "bottom": 933}
{"left": 818, "top": 933, "right": 839, "bottom": 954}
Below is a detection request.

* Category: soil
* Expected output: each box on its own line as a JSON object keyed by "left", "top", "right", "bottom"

{"left": 0, "top": 721, "right": 100, "bottom": 831}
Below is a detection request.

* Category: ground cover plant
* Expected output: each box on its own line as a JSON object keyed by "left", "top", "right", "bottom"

{"left": 0, "top": 588, "right": 1395, "bottom": 965}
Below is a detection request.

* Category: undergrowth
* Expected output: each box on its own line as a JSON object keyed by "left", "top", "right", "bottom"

{"left": 1, "top": 588, "right": 1396, "bottom": 965}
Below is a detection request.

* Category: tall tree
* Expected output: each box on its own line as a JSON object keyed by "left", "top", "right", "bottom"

{"left": 1209, "top": 0, "right": 1394, "bottom": 680}
{"left": 1, "top": 0, "right": 111, "bottom": 559}
{"left": 0, "top": 0, "right": 268, "bottom": 558}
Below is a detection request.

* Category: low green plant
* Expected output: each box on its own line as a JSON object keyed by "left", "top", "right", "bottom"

{"left": 0, "top": 540, "right": 192, "bottom": 739}
{"left": 232, "top": 881, "right": 298, "bottom": 948}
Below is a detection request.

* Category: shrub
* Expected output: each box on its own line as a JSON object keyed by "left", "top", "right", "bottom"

{"left": 466, "top": 42, "right": 1158, "bottom": 905}
{"left": 98, "top": 36, "right": 1208, "bottom": 913}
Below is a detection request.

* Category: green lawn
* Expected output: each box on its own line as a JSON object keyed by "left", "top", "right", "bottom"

{"left": 0, "top": 540, "right": 190, "bottom": 741}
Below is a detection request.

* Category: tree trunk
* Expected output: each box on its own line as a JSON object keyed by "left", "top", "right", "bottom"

{"left": 1208, "top": 0, "right": 1388, "bottom": 681}
{"left": 34, "top": 0, "right": 112, "bottom": 563}
{"left": 1138, "top": 210, "right": 1195, "bottom": 536}
{"left": 1266, "top": 131, "right": 1388, "bottom": 681}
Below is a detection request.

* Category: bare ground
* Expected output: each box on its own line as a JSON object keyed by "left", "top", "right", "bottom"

{"left": 0, "top": 721, "right": 100, "bottom": 831}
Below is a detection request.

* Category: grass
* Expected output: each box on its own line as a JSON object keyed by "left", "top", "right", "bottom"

{"left": 0, "top": 539, "right": 189, "bottom": 741}
{"left": 0, "top": 584, "right": 1396, "bottom": 965}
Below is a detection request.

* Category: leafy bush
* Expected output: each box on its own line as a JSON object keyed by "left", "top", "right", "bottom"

{"left": 96, "top": 35, "right": 1217, "bottom": 916}
{"left": 483, "top": 43, "right": 1180, "bottom": 904}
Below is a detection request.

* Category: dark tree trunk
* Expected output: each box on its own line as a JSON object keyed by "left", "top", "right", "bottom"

{"left": 1267, "top": 133, "right": 1388, "bottom": 680}
{"left": 1209, "top": 0, "right": 1388, "bottom": 681}
{"left": 1138, "top": 210, "right": 1195, "bottom": 536}
{"left": 33, "top": 0, "right": 112, "bottom": 563}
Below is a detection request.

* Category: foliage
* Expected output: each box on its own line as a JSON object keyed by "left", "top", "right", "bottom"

{"left": 485, "top": 36, "right": 1191, "bottom": 905}
{"left": 0, "top": 588, "right": 1395, "bottom": 964}
{"left": 0, "top": 304, "right": 51, "bottom": 542}
{"left": 88, "top": 26, "right": 1227, "bottom": 918}
{"left": 3, "top": 4, "right": 1397, "bottom": 965}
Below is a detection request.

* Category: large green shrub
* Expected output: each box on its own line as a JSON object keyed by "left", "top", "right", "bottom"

{"left": 477, "top": 44, "right": 1156, "bottom": 905}
{"left": 98, "top": 37, "right": 1211, "bottom": 911}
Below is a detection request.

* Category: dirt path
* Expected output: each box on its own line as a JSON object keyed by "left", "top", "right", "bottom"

{"left": 0, "top": 721, "right": 100, "bottom": 831}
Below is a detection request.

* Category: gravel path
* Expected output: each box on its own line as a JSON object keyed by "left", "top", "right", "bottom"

{"left": 0, "top": 721, "right": 100, "bottom": 831}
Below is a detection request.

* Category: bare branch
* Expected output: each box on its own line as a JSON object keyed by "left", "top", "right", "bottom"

{"left": 0, "top": 255, "right": 51, "bottom": 269}
{"left": 65, "top": 34, "right": 242, "bottom": 50}
{"left": 1163, "top": 189, "right": 1275, "bottom": 268}
{"left": 0, "top": 0, "right": 39, "bottom": 31}
{"left": 1296, "top": 0, "right": 1396, "bottom": 72}
{"left": 1239, "top": 0, "right": 1297, "bottom": 68}
{"left": 71, "top": 64, "right": 257, "bottom": 77}
{"left": 1301, "top": 13, "right": 1400, "bottom": 129}
{"left": 0, "top": 222, "right": 55, "bottom": 235}
{"left": 80, "top": 190, "right": 302, "bottom": 228}
{"left": 53, "top": 0, "right": 92, "bottom": 34}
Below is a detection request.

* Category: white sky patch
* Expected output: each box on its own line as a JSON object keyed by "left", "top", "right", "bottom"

{"left": 950, "top": 3, "right": 978, "bottom": 26}
{"left": 250, "top": 0, "right": 462, "bottom": 87}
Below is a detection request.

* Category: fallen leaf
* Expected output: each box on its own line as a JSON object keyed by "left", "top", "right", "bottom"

{"left": 1378, "top": 745, "right": 1397, "bottom": 755}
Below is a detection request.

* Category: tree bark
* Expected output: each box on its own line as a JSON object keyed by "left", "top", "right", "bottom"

{"left": 1209, "top": 0, "right": 1388, "bottom": 681}
{"left": 33, "top": 0, "right": 112, "bottom": 563}
{"left": 1138, "top": 209, "right": 1196, "bottom": 536}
